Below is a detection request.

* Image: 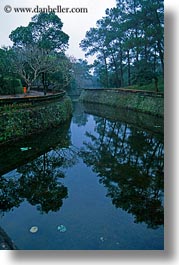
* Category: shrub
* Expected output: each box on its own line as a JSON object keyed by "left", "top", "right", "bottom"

{"left": 0, "top": 77, "right": 23, "bottom": 95}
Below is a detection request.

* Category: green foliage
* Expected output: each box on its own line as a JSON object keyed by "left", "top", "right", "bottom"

{"left": 10, "top": 13, "right": 69, "bottom": 52}
{"left": 80, "top": 0, "right": 164, "bottom": 89}
{"left": 0, "top": 77, "right": 22, "bottom": 95}
{"left": 131, "top": 60, "right": 155, "bottom": 86}
{"left": 70, "top": 59, "right": 94, "bottom": 89}
{"left": 7, "top": 13, "right": 70, "bottom": 92}
{"left": 121, "top": 77, "right": 164, "bottom": 92}
{"left": 47, "top": 54, "right": 73, "bottom": 91}
{"left": 0, "top": 97, "right": 72, "bottom": 143}
{"left": 137, "top": 77, "right": 164, "bottom": 92}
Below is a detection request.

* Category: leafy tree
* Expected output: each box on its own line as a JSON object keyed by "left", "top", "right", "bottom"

{"left": 0, "top": 48, "right": 15, "bottom": 79}
{"left": 80, "top": 27, "right": 110, "bottom": 88}
{"left": 48, "top": 54, "right": 73, "bottom": 91}
{"left": 0, "top": 48, "right": 7, "bottom": 77}
{"left": 71, "top": 58, "right": 93, "bottom": 89}
{"left": 80, "top": 0, "right": 164, "bottom": 89}
{"left": 10, "top": 45, "right": 59, "bottom": 92}
{"left": 9, "top": 13, "right": 70, "bottom": 92}
{"left": 9, "top": 13, "right": 69, "bottom": 52}
{"left": 0, "top": 47, "right": 23, "bottom": 94}
{"left": 0, "top": 48, "right": 9, "bottom": 93}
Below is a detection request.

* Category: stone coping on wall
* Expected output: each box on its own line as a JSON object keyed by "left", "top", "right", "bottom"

{"left": 83, "top": 88, "right": 164, "bottom": 98}
{"left": 0, "top": 90, "right": 66, "bottom": 105}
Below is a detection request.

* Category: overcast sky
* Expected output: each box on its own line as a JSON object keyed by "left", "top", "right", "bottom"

{"left": 0, "top": 0, "right": 116, "bottom": 63}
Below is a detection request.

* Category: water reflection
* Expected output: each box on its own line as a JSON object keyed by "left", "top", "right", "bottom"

{"left": 0, "top": 122, "right": 78, "bottom": 215}
{"left": 0, "top": 121, "right": 71, "bottom": 175}
{"left": 0, "top": 225, "right": 17, "bottom": 249}
{"left": 72, "top": 102, "right": 89, "bottom": 127}
{"left": 17, "top": 153, "right": 68, "bottom": 214}
{"left": 80, "top": 113, "right": 164, "bottom": 229}
{"left": 0, "top": 175, "right": 23, "bottom": 213}
{"left": 0, "top": 102, "right": 164, "bottom": 250}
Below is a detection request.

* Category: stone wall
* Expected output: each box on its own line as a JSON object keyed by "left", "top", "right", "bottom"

{"left": 80, "top": 89, "right": 164, "bottom": 117}
{"left": 0, "top": 96, "right": 72, "bottom": 144}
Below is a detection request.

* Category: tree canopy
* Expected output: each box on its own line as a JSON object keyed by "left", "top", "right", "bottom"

{"left": 9, "top": 12, "right": 69, "bottom": 52}
{"left": 0, "top": 1, "right": 164, "bottom": 95}
{"left": 0, "top": 13, "right": 71, "bottom": 93}
{"left": 80, "top": 0, "right": 164, "bottom": 89}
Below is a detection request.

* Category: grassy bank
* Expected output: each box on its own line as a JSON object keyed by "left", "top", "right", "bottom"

{"left": 0, "top": 96, "right": 72, "bottom": 144}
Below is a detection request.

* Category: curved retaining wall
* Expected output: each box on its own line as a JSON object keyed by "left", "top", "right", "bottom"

{"left": 80, "top": 89, "right": 164, "bottom": 117}
{"left": 0, "top": 91, "right": 66, "bottom": 105}
{"left": 0, "top": 96, "right": 72, "bottom": 144}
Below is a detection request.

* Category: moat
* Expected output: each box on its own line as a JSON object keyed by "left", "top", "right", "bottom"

{"left": 0, "top": 102, "right": 164, "bottom": 250}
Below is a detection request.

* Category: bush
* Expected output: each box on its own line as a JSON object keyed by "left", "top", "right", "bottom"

{"left": 0, "top": 77, "right": 23, "bottom": 95}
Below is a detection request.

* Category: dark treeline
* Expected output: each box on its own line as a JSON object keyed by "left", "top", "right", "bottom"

{"left": 0, "top": 0, "right": 164, "bottom": 95}
{"left": 80, "top": 0, "right": 164, "bottom": 90}
{"left": 0, "top": 135, "right": 78, "bottom": 215}
{"left": 0, "top": 13, "right": 94, "bottom": 95}
{"left": 80, "top": 116, "right": 164, "bottom": 229}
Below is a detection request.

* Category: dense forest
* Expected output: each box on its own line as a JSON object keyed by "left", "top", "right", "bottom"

{"left": 0, "top": 0, "right": 164, "bottom": 95}
{"left": 80, "top": 0, "right": 164, "bottom": 90}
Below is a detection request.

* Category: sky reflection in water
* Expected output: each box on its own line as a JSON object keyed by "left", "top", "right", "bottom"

{"left": 0, "top": 102, "right": 164, "bottom": 250}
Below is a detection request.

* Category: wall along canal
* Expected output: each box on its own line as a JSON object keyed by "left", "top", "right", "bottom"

{"left": 0, "top": 102, "right": 164, "bottom": 250}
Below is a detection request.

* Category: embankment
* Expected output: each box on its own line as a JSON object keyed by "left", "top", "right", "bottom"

{"left": 80, "top": 89, "right": 164, "bottom": 117}
{"left": 0, "top": 94, "right": 72, "bottom": 144}
{"left": 82, "top": 102, "right": 163, "bottom": 137}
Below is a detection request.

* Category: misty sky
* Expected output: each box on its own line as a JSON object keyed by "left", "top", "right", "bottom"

{"left": 0, "top": 0, "right": 116, "bottom": 63}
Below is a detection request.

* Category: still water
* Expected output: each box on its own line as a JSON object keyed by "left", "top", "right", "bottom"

{"left": 0, "top": 102, "right": 164, "bottom": 250}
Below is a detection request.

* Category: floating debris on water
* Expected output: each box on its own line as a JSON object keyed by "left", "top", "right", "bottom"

{"left": 57, "top": 225, "right": 67, "bottom": 233}
{"left": 30, "top": 226, "right": 38, "bottom": 233}
{"left": 100, "top": 237, "right": 105, "bottom": 242}
{"left": 20, "top": 147, "right": 32, "bottom": 152}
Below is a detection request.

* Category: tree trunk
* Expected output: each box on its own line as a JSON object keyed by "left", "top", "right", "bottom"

{"left": 119, "top": 47, "right": 124, "bottom": 87}
{"left": 42, "top": 72, "right": 47, "bottom": 95}
{"left": 154, "top": 9, "right": 164, "bottom": 75}
{"left": 133, "top": 0, "right": 139, "bottom": 64}
{"left": 103, "top": 53, "right": 109, "bottom": 88}
{"left": 157, "top": 40, "right": 164, "bottom": 75}
{"left": 127, "top": 50, "right": 131, "bottom": 86}
{"left": 111, "top": 52, "right": 120, "bottom": 87}
{"left": 154, "top": 76, "right": 159, "bottom": 92}
{"left": 27, "top": 83, "right": 31, "bottom": 93}
{"left": 153, "top": 46, "right": 157, "bottom": 73}
{"left": 135, "top": 29, "right": 139, "bottom": 63}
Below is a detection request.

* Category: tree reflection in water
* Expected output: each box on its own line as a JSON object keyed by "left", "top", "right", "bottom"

{"left": 0, "top": 145, "right": 78, "bottom": 215}
{"left": 0, "top": 176, "right": 23, "bottom": 213}
{"left": 80, "top": 117, "right": 164, "bottom": 229}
